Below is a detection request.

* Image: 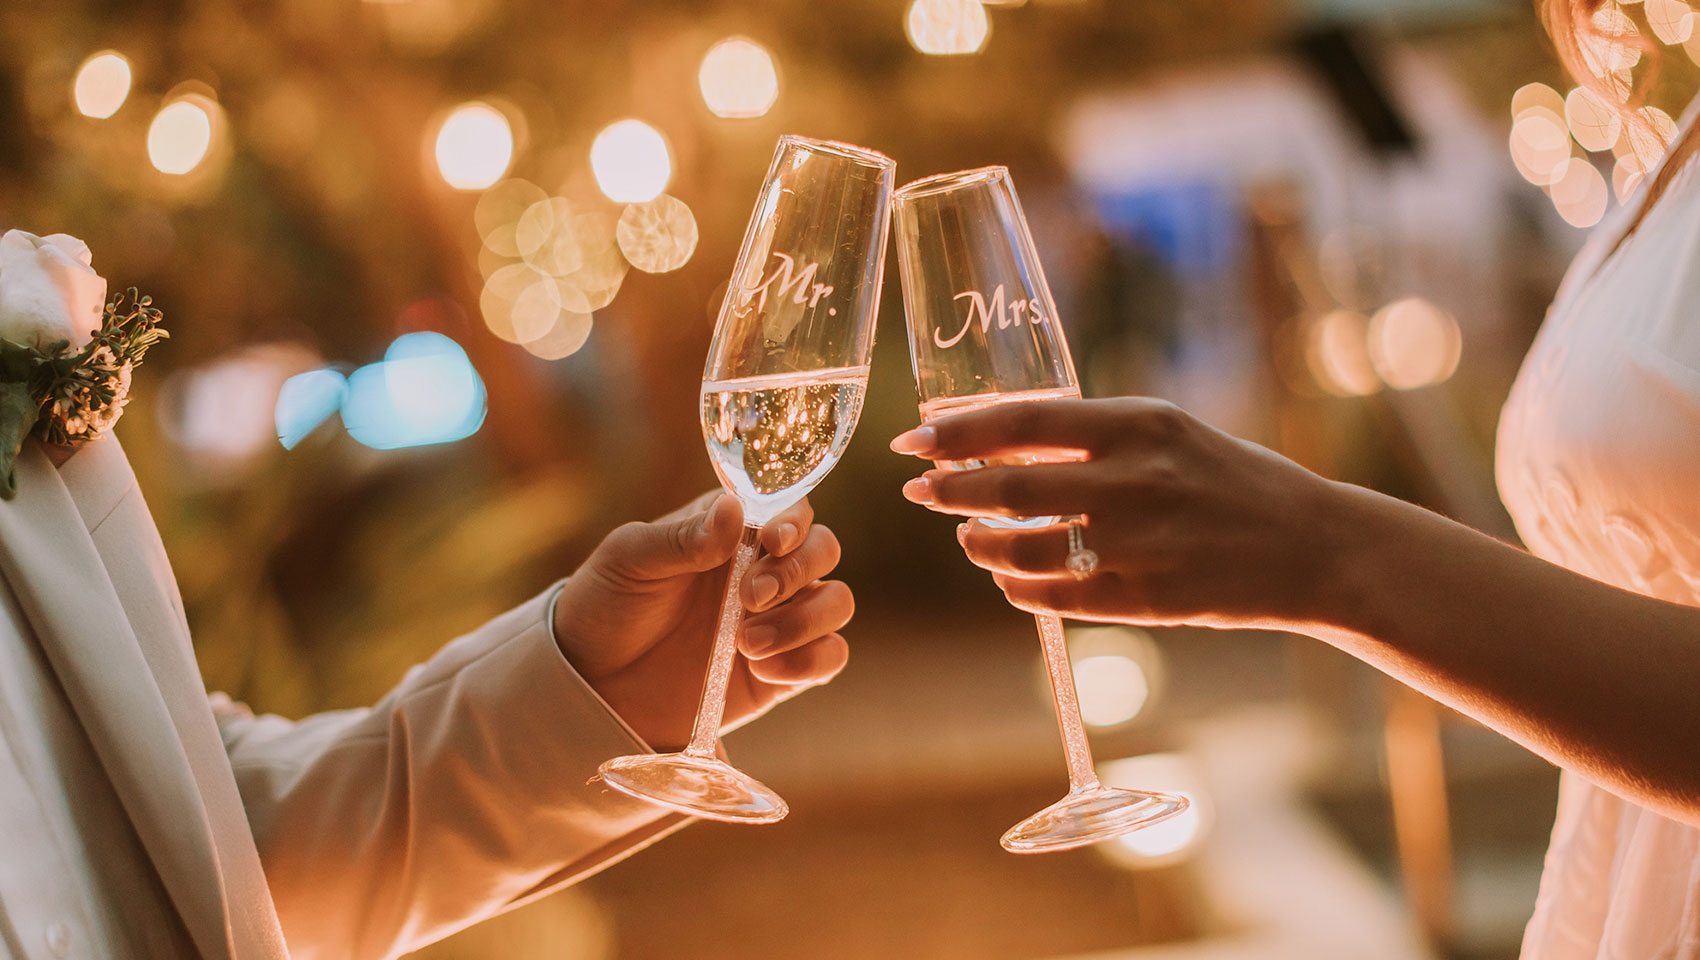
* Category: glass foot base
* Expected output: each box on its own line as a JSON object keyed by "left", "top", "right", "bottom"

{"left": 1000, "top": 786, "right": 1188, "bottom": 854}
{"left": 596, "top": 752, "right": 789, "bottom": 824}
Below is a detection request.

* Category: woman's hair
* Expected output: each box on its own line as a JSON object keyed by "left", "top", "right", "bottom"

{"left": 1541, "top": 0, "right": 1699, "bottom": 238}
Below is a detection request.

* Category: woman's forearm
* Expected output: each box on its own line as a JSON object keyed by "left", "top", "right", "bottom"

{"left": 1316, "top": 481, "right": 1700, "bottom": 823}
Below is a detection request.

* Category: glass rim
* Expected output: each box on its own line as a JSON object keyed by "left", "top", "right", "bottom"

{"left": 777, "top": 134, "right": 895, "bottom": 169}
{"left": 894, "top": 165, "right": 1010, "bottom": 201}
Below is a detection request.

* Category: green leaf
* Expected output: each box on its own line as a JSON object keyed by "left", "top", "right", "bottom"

{"left": 0, "top": 381, "right": 38, "bottom": 500}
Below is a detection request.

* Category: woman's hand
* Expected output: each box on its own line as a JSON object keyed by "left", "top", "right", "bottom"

{"left": 891, "top": 397, "right": 1353, "bottom": 631}
{"left": 552, "top": 493, "right": 852, "bottom": 750}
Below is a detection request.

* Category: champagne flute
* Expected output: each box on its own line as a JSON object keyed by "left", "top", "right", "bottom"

{"left": 597, "top": 135, "right": 895, "bottom": 823}
{"left": 893, "top": 166, "right": 1188, "bottom": 853}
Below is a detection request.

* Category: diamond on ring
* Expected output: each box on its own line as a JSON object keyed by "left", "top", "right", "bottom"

{"left": 1065, "top": 518, "right": 1099, "bottom": 580}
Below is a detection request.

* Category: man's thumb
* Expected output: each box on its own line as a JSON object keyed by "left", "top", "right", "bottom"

{"left": 603, "top": 494, "right": 744, "bottom": 580}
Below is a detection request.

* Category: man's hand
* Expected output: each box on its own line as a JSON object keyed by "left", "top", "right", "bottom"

{"left": 552, "top": 492, "right": 853, "bottom": 750}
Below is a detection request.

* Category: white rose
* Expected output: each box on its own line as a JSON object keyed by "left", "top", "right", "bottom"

{"left": 0, "top": 230, "right": 108, "bottom": 350}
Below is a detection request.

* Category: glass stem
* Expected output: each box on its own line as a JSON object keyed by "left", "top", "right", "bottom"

{"left": 684, "top": 523, "right": 764, "bottom": 758}
{"left": 1034, "top": 612, "right": 1101, "bottom": 794}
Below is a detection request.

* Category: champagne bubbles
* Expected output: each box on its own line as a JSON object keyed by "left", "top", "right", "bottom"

{"left": 617, "top": 195, "right": 699, "bottom": 273}
{"left": 905, "top": 0, "right": 990, "bottom": 55}
{"left": 590, "top": 119, "right": 672, "bottom": 203}
{"left": 698, "top": 38, "right": 780, "bottom": 119}
{"left": 72, "top": 51, "right": 132, "bottom": 119}
{"left": 434, "top": 101, "right": 514, "bottom": 190}
{"left": 148, "top": 97, "right": 218, "bottom": 175}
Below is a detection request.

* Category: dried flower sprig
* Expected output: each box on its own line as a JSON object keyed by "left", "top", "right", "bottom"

{"left": 0, "top": 287, "right": 167, "bottom": 498}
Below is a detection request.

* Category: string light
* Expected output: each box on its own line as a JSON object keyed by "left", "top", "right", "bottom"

{"left": 905, "top": 0, "right": 990, "bottom": 55}
{"left": 590, "top": 119, "right": 671, "bottom": 203}
{"left": 698, "top": 38, "right": 780, "bottom": 119}
{"left": 1368, "top": 298, "right": 1462, "bottom": 390}
{"left": 147, "top": 98, "right": 216, "bottom": 175}
{"left": 72, "top": 51, "right": 132, "bottom": 119}
{"left": 616, "top": 195, "right": 699, "bottom": 273}
{"left": 434, "top": 101, "right": 514, "bottom": 191}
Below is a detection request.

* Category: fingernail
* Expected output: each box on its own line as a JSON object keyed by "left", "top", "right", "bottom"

{"left": 750, "top": 574, "right": 779, "bottom": 607}
{"left": 955, "top": 522, "right": 968, "bottom": 546}
{"left": 890, "top": 426, "right": 937, "bottom": 455}
{"left": 901, "top": 477, "right": 934, "bottom": 504}
{"left": 778, "top": 522, "right": 800, "bottom": 551}
{"left": 744, "top": 624, "right": 777, "bottom": 654}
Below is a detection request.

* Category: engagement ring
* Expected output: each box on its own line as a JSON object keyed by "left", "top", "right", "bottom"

{"left": 1065, "top": 518, "right": 1099, "bottom": 580}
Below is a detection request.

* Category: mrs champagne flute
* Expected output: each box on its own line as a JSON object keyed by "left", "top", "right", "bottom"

{"left": 597, "top": 135, "right": 895, "bottom": 824}
{"left": 893, "top": 166, "right": 1188, "bottom": 853}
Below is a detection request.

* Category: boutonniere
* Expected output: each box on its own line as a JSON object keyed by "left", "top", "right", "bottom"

{"left": 0, "top": 230, "right": 167, "bottom": 499}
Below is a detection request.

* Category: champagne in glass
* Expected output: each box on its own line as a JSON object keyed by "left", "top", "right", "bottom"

{"left": 894, "top": 166, "right": 1188, "bottom": 853}
{"left": 598, "top": 136, "right": 894, "bottom": 823}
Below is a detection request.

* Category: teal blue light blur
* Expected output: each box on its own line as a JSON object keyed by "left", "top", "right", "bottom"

{"left": 275, "top": 369, "right": 349, "bottom": 450}
{"left": 341, "top": 333, "right": 487, "bottom": 450}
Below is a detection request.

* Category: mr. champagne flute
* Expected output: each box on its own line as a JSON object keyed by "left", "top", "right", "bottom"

{"left": 893, "top": 166, "right": 1188, "bottom": 853}
{"left": 597, "top": 136, "right": 895, "bottom": 824}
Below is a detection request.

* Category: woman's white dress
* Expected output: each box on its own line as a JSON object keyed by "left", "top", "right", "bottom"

{"left": 1496, "top": 98, "right": 1700, "bottom": 960}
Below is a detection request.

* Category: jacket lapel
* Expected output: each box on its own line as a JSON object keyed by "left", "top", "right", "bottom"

{"left": 0, "top": 443, "right": 236, "bottom": 960}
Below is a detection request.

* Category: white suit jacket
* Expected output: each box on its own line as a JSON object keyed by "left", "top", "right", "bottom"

{"left": 0, "top": 438, "right": 686, "bottom": 959}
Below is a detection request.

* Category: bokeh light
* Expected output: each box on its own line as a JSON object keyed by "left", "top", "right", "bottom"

{"left": 1368, "top": 298, "right": 1463, "bottom": 390}
{"left": 1613, "top": 152, "right": 1646, "bottom": 201}
{"left": 905, "top": 0, "right": 990, "bottom": 55}
{"left": 1097, "top": 753, "right": 1210, "bottom": 868}
{"left": 1510, "top": 82, "right": 1565, "bottom": 123}
{"left": 1580, "top": 6, "right": 1643, "bottom": 76}
{"left": 698, "top": 37, "right": 780, "bottom": 119}
{"left": 1646, "top": 0, "right": 1695, "bottom": 44}
{"left": 72, "top": 51, "right": 132, "bottom": 119}
{"left": 616, "top": 195, "right": 699, "bottom": 273}
{"left": 1508, "top": 110, "right": 1572, "bottom": 185}
{"left": 1306, "top": 310, "right": 1382, "bottom": 397}
{"left": 343, "top": 333, "right": 487, "bottom": 449}
{"left": 1066, "top": 626, "right": 1160, "bottom": 729}
{"left": 1627, "top": 105, "right": 1678, "bottom": 168}
{"left": 147, "top": 98, "right": 216, "bottom": 175}
{"left": 1564, "top": 86, "right": 1621, "bottom": 152}
{"left": 520, "top": 311, "right": 595, "bottom": 360}
{"left": 475, "top": 178, "right": 549, "bottom": 257}
{"left": 1549, "top": 157, "right": 1610, "bottom": 227}
{"left": 434, "top": 101, "right": 514, "bottom": 190}
{"left": 590, "top": 119, "right": 672, "bottom": 203}
{"left": 275, "top": 369, "right": 349, "bottom": 449}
